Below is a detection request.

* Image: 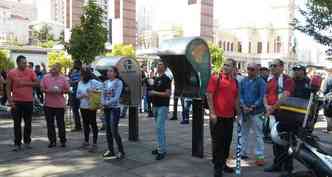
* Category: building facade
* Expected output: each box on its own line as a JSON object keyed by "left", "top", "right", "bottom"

{"left": 0, "top": 0, "right": 36, "bottom": 45}
{"left": 184, "top": 0, "right": 214, "bottom": 42}
{"left": 51, "top": 0, "right": 65, "bottom": 24}
{"left": 110, "top": 0, "right": 136, "bottom": 46}
{"left": 215, "top": 0, "right": 296, "bottom": 69}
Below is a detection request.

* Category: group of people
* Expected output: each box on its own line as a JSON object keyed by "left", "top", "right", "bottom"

{"left": 2, "top": 54, "right": 332, "bottom": 176}
{"left": 206, "top": 58, "right": 319, "bottom": 177}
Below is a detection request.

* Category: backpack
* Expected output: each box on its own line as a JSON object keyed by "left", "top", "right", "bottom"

{"left": 119, "top": 78, "right": 131, "bottom": 105}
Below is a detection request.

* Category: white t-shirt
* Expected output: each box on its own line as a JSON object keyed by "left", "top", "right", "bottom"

{"left": 76, "top": 79, "right": 102, "bottom": 109}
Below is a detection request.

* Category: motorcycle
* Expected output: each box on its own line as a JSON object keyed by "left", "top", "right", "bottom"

{"left": 271, "top": 76, "right": 332, "bottom": 177}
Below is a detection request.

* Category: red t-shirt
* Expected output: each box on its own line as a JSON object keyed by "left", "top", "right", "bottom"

{"left": 207, "top": 73, "right": 238, "bottom": 118}
{"left": 7, "top": 68, "right": 37, "bottom": 102}
{"left": 266, "top": 74, "right": 294, "bottom": 106}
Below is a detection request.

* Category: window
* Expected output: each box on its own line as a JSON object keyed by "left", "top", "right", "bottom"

{"left": 188, "top": 0, "right": 197, "bottom": 5}
{"left": 218, "top": 40, "right": 222, "bottom": 48}
{"left": 227, "top": 42, "right": 230, "bottom": 51}
{"left": 237, "top": 42, "right": 242, "bottom": 53}
{"left": 248, "top": 42, "right": 252, "bottom": 53}
{"left": 114, "top": 0, "right": 120, "bottom": 18}
{"left": 223, "top": 41, "right": 226, "bottom": 50}
{"left": 231, "top": 43, "right": 234, "bottom": 52}
{"left": 267, "top": 42, "right": 270, "bottom": 53}
{"left": 257, "top": 42, "right": 262, "bottom": 54}
{"left": 274, "top": 36, "right": 281, "bottom": 53}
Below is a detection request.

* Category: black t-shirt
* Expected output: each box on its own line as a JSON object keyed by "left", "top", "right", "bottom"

{"left": 293, "top": 77, "right": 311, "bottom": 99}
{"left": 151, "top": 74, "right": 171, "bottom": 107}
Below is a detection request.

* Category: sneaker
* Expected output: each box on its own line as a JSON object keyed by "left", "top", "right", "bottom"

{"left": 12, "top": 145, "right": 21, "bottom": 152}
{"left": 116, "top": 152, "right": 125, "bottom": 159}
{"left": 80, "top": 142, "right": 89, "bottom": 149}
{"left": 223, "top": 165, "right": 234, "bottom": 173}
{"left": 24, "top": 143, "right": 32, "bottom": 149}
{"left": 151, "top": 149, "right": 158, "bottom": 155}
{"left": 155, "top": 153, "right": 166, "bottom": 160}
{"left": 170, "top": 117, "right": 178, "bottom": 120}
{"left": 255, "top": 159, "right": 265, "bottom": 166}
{"left": 48, "top": 142, "right": 56, "bottom": 148}
{"left": 88, "top": 144, "right": 97, "bottom": 153}
{"left": 103, "top": 150, "right": 117, "bottom": 160}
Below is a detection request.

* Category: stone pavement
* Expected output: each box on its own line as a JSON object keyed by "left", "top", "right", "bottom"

{"left": 0, "top": 109, "right": 331, "bottom": 177}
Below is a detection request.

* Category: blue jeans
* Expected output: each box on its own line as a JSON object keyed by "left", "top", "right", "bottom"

{"left": 104, "top": 107, "right": 124, "bottom": 153}
{"left": 153, "top": 106, "right": 168, "bottom": 154}
{"left": 240, "top": 112, "right": 265, "bottom": 159}
{"left": 181, "top": 99, "right": 192, "bottom": 121}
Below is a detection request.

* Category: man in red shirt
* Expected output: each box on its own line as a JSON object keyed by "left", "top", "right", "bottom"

{"left": 207, "top": 58, "right": 240, "bottom": 177}
{"left": 6, "top": 55, "right": 39, "bottom": 151}
{"left": 264, "top": 59, "right": 294, "bottom": 173}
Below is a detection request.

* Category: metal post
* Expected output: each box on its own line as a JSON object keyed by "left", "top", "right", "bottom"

{"left": 128, "top": 106, "right": 139, "bottom": 141}
{"left": 192, "top": 98, "right": 204, "bottom": 158}
{"left": 171, "top": 97, "right": 178, "bottom": 119}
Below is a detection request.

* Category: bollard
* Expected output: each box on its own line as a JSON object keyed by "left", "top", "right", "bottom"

{"left": 128, "top": 106, "right": 139, "bottom": 141}
{"left": 192, "top": 98, "right": 204, "bottom": 158}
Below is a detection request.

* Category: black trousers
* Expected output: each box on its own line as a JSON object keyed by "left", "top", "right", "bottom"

{"left": 80, "top": 109, "right": 98, "bottom": 144}
{"left": 272, "top": 125, "right": 294, "bottom": 171}
{"left": 70, "top": 93, "right": 81, "bottom": 129}
{"left": 210, "top": 117, "right": 234, "bottom": 169}
{"left": 104, "top": 108, "right": 124, "bottom": 153}
{"left": 44, "top": 107, "right": 66, "bottom": 144}
{"left": 11, "top": 102, "right": 33, "bottom": 146}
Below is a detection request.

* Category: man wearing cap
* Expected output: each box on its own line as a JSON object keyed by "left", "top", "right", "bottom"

{"left": 264, "top": 59, "right": 294, "bottom": 173}
{"left": 239, "top": 63, "right": 266, "bottom": 166}
{"left": 292, "top": 64, "right": 311, "bottom": 99}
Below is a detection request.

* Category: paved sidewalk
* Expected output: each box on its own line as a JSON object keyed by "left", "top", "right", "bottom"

{"left": 0, "top": 110, "right": 330, "bottom": 177}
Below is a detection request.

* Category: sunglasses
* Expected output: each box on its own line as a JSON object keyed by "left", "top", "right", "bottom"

{"left": 269, "top": 64, "right": 278, "bottom": 68}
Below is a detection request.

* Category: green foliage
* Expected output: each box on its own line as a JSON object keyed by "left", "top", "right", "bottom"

{"left": 33, "top": 24, "right": 54, "bottom": 43}
{"left": 208, "top": 42, "right": 225, "bottom": 73}
{"left": 48, "top": 51, "right": 73, "bottom": 73}
{"left": 40, "top": 40, "right": 55, "bottom": 48}
{"left": 66, "top": 0, "right": 108, "bottom": 64}
{"left": 106, "top": 44, "right": 136, "bottom": 58}
{"left": 0, "top": 50, "right": 15, "bottom": 71}
{"left": 295, "top": 0, "right": 332, "bottom": 49}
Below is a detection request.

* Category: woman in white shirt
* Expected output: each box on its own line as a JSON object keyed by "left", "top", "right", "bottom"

{"left": 76, "top": 69, "right": 102, "bottom": 153}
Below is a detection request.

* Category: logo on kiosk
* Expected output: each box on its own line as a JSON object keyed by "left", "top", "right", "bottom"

{"left": 123, "top": 60, "right": 133, "bottom": 72}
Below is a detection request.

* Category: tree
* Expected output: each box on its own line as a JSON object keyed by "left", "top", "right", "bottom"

{"left": 295, "top": 0, "right": 332, "bottom": 50}
{"left": 0, "top": 50, "right": 15, "bottom": 71}
{"left": 48, "top": 51, "right": 73, "bottom": 73}
{"left": 33, "top": 24, "right": 54, "bottom": 43}
{"left": 208, "top": 42, "right": 225, "bottom": 73}
{"left": 106, "top": 43, "right": 136, "bottom": 58}
{"left": 66, "top": 0, "right": 108, "bottom": 64}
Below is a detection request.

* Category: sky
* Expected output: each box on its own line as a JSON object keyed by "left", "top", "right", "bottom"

{"left": 36, "top": 0, "right": 51, "bottom": 21}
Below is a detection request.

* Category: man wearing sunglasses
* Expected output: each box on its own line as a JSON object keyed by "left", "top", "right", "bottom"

{"left": 207, "top": 58, "right": 240, "bottom": 177}
{"left": 239, "top": 63, "right": 266, "bottom": 166}
{"left": 292, "top": 64, "right": 311, "bottom": 99}
{"left": 264, "top": 59, "right": 294, "bottom": 173}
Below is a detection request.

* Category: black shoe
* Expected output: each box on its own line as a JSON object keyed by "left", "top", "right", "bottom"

{"left": 12, "top": 145, "right": 21, "bottom": 152}
{"left": 170, "top": 117, "right": 178, "bottom": 120}
{"left": 264, "top": 164, "right": 282, "bottom": 172}
{"left": 152, "top": 149, "right": 158, "bottom": 155}
{"left": 155, "top": 153, "right": 166, "bottom": 160}
{"left": 241, "top": 155, "right": 249, "bottom": 160}
{"left": 48, "top": 142, "right": 56, "bottom": 148}
{"left": 224, "top": 165, "right": 234, "bottom": 173}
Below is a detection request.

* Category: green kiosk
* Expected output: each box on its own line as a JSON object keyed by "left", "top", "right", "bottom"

{"left": 149, "top": 37, "right": 211, "bottom": 158}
